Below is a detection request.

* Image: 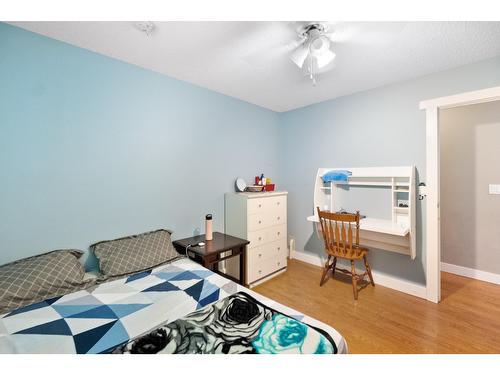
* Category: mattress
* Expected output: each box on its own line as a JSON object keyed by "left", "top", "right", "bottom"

{"left": 0, "top": 258, "right": 347, "bottom": 354}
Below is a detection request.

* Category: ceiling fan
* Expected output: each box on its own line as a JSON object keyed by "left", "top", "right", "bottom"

{"left": 237, "top": 22, "right": 406, "bottom": 86}
{"left": 290, "top": 23, "right": 337, "bottom": 86}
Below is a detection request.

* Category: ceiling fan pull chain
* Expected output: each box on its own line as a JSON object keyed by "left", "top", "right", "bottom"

{"left": 309, "top": 54, "right": 317, "bottom": 86}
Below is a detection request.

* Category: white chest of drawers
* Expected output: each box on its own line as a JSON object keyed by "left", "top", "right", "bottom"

{"left": 224, "top": 191, "right": 288, "bottom": 287}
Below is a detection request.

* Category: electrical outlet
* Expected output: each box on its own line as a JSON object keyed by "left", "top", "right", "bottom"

{"left": 489, "top": 184, "right": 500, "bottom": 195}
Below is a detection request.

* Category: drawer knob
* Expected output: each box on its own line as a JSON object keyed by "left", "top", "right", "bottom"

{"left": 258, "top": 204, "right": 262, "bottom": 208}
{"left": 258, "top": 237, "right": 262, "bottom": 241}
{"left": 277, "top": 232, "right": 280, "bottom": 236}
{"left": 277, "top": 247, "right": 280, "bottom": 251}
{"left": 277, "top": 202, "right": 280, "bottom": 205}
{"left": 258, "top": 220, "right": 262, "bottom": 224}
{"left": 258, "top": 254, "right": 262, "bottom": 258}
{"left": 278, "top": 262, "right": 281, "bottom": 266}
{"left": 259, "top": 270, "right": 262, "bottom": 274}
{"left": 277, "top": 216, "right": 280, "bottom": 220}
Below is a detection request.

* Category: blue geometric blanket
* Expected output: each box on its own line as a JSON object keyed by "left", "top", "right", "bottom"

{"left": 0, "top": 259, "right": 347, "bottom": 354}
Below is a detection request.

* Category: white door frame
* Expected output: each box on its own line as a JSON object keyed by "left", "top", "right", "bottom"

{"left": 420, "top": 86, "right": 500, "bottom": 303}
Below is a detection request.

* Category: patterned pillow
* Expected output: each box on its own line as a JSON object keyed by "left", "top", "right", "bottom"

{"left": 91, "top": 229, "right": 179, "bottom": 277}
{"left": 0, "top": 250, "right": 87, "bottom": 315}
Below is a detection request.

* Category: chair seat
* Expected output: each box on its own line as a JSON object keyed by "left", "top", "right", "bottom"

{"left": 326, "top": 245, "right": 369, "bottom": 260}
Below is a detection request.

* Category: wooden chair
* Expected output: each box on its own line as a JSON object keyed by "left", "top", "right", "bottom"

{"left": 316, "top": 207, "right": 375, "bottom": 300}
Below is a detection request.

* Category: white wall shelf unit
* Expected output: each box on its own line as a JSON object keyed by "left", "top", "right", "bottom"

{"left": 307, "top": 166, "right": 416, "bottom": 259}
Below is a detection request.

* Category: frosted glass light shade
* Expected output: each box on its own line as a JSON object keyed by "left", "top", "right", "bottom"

{"left": 315, "top": 49, "right": 336, "bottom": 69}
{"left": 290, "top": 44, "right": 309, "bottom": 68}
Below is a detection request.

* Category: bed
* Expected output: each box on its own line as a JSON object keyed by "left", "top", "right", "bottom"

{"left": 0, "top": 257, "right": 347, "bottom": 354}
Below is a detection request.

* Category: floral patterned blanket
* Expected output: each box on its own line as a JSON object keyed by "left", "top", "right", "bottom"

{"left": 113, "top": 292, "right": 337, "bottom": 354}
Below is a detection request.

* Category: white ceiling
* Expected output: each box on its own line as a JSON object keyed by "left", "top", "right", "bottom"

{"left": 9, "top": 21, "right": 500, "bottom": 112}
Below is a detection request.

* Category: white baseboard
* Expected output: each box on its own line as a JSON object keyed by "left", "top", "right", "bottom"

{"left": 441, "top": 262, "right": 500, "bottom": 285}
{"left": 291, "top": 250, "right": 427, "bottom": 299}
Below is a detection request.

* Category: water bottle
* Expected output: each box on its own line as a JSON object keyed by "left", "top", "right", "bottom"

{"left": 205, "top": 214, "right": 213, "bottom": 241}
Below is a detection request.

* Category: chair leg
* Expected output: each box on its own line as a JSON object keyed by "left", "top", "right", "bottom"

{"left": 320, "top": 256, "right": 332, "bottom": 286}
{"left": 363, "top": 255, "right": 375, "bottom": 286}
{"left": 350, "top": 260, "right": 358, "bottom": 300}
{"left": 331, "top": 257, "right": 337, "bottom": 278}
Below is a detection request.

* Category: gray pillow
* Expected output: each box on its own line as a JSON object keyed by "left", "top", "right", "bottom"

{"left": 0, "top": 250, "right": 88, "bottom": 315}
{"left": 91, "top": 229, "right": 179, "bottom": 277}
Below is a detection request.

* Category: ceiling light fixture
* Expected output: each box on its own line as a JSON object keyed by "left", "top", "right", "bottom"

{"left": 291, "top": 23, "right": 336, "bottom": 86}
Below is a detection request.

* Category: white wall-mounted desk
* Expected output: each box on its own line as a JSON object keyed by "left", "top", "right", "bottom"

{"left": 307, "top": 215, "right": 410, "bottom": 237}
{"left": 308, "top": 166, "right": 416, "bottom": 258}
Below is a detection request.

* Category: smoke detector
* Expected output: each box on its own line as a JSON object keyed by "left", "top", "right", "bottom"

{"left": 135, "top": 22, "right": 155, "bottom": 36}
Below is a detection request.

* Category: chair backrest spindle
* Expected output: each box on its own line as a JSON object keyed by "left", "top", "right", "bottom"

{"left": 316, "top": 207, "right": 361, "bottom": 259}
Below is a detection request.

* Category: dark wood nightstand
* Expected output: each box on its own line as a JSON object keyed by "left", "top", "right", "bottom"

{"left": 172, "top": 232, "right": 249, "bottom": 286}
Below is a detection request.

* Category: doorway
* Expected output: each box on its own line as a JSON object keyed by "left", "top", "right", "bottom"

{"left": 439, "top": 102, "right": 500, "bottom": 292}
{"left": 420, "top": 86, "right": 500, "bottom": 303}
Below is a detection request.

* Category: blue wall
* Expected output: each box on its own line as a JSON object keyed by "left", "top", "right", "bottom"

{"left": 279, "top": 55, "right": 500, "bottom": 284}
{"left": 0, "top": 23, "right": 281, "bottom": 269}
{"left": 2, "top": 22, "right": 500, "bottom": 284}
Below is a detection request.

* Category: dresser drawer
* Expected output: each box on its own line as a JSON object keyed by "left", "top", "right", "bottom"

{"left": 248, "top": 198, "right": 267, "bottom": 215}
{"left": 273, "top": 255, "right": 287, "bottom": 272}
{"left": 248, "top": 213, "right": 286, "bottom": 232}
{"left": 247, "top": 255, "right": 287, "bottom": 284}
{"left": 247, "top": 239, "right": 287, "bottom": 265}
{"left": 247, "top": 224, "right": 286, "bottom": 249}
{"left": 248, "top": 213, "right": 269, "bottom": 231}
{"left": 247, "top": 228, "right": 269, "bottom": 248}
{"left": 247, "top": 195, "right": 287, "bottom": 215}
{"left": 266, "top": 224, "right": 286, "bottom": 243}
{"left": 274, "top": 240, "right": 287, "bottom": 259}
{"left": 268, "top": 210, "right": 286, "bottom": 226}
{"left": 268, "top": 195, "right": 286, "bottom": 215}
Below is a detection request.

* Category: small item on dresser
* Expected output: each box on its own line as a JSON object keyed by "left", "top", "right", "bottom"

{"left": 255, "top": 176, "right": 260, "bottom": 185}
{"left": 246, "top": 185, "right": 264, "bottom": 192}
{"left": 259, "top": 173, "right": 264, "bottom": 185}
{"left": 235, "top": 177, "right": 247, "bottom": 192}
{"left": 205, "top": 214, "right": 213, "bottom": 241}
{"left": 263, "top": 184, "right": 275, "bottom": 192}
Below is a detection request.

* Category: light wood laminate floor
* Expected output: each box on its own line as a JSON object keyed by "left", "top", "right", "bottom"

{"left": 253, "top": 259, "right": 500, "bottom": 353}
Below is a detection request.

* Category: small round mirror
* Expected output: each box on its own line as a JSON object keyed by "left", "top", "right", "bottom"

{"left": 235, "top": 177, "right": 247, "bottom": 192}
